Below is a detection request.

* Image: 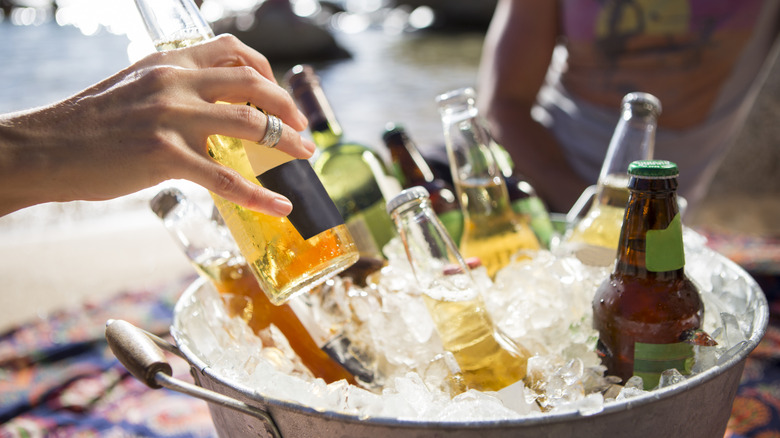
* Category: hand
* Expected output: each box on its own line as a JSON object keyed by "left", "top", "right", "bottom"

{"left": 0, "top": 34, "right": 315, "bottom": 217}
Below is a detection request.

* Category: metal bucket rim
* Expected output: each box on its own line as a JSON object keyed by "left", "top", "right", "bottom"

{"left": 171, "top": 249, "right": 768, "bottom": 429}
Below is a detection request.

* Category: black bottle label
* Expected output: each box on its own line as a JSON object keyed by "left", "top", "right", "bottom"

{"left": 256, "top": 159, "right": 345, "bottom": 240}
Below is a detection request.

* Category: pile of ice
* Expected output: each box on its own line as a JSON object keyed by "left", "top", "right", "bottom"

{"left": 172, "top": 228, "right": 764, "bottom": 422}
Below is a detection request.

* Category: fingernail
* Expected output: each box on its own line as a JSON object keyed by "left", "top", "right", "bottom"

{"left": 302, "top": 137, "right": 317, "bottom": 155}
{"left": 271, "top": 195, "right": 293, "bottom": 216}
{"left": 297, "top": 109, "right": 308, "bottom": 126}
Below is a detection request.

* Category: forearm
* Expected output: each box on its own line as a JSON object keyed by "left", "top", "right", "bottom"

{"left": 477, "top": 0, "right": 587, "bottom": 213}
{"left": 0, "top": 109, "right": 66, "bottom": 216}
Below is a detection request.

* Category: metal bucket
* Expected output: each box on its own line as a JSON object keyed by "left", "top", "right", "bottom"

{"left": 107, "top": 248, "right": 768, "bottom": 438}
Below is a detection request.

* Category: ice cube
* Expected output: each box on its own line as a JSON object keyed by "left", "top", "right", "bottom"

{"left": 657, "top": 368, "right": 686, "bottom": 388}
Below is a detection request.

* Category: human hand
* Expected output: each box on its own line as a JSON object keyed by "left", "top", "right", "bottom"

{"left": 0, "top": 34, "right": 314, "bottom": 217}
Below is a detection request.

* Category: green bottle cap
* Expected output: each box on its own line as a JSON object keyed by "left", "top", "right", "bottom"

{"left": 628, "top": 160, "right": 679, "bottom": 177}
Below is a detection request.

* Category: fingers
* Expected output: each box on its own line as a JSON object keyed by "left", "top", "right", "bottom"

{"left": 189, "top": 158, "right": 294, "bottom": 217}
{"left": 151, "top": 34, "right": 277, "bottom": 83}
{"left": 191, "top": 65, "right": 307, "bottom": 131}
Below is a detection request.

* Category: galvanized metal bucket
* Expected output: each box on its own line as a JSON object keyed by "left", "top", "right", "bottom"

{"left": 106, "top": 249, "right": 768, "bottom": 438}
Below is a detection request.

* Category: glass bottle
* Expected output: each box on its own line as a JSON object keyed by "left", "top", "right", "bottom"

{"left": 134, "top": 0, "right": 359, "bottom": 305}
{"left": 382, "top": 123, "right": 463, "bottom": 245}
{"left": 592, "top": 160, "right": 703, "bottom": 390}
{"left": 149, "top": 188, "right": 357, "bottom": 385}
{"left": 450, "top": 87, "right": 555, "bottom": 248}
{"left": 284, "top": 64, "right": 400, "bottom": 259}
{"left": 565, "top": 92, "right": 660, "bottom": 266}
{"left": 436, "top": 88, "right": 540, "bottom": 278}
{"left": 386, "top": 186, "right": 530, "bottom": 393}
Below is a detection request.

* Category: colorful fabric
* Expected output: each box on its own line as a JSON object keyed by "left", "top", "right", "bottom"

{"left": 0, "top": 274, "right": 218, "bottom": 437}
{"left": 0, "top": 259, "right": 778, "bottom": 436}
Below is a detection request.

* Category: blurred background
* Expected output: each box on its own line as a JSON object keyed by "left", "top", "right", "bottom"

{"left": 0, "top": 0, "right": 777, "bottom": 332}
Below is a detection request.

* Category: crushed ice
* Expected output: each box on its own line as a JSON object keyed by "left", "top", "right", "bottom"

{"left": 173, "top": 228, "right": 765, "bottom": 422}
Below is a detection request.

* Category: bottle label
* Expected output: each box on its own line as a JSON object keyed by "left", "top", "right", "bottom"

{"left": 438, "top": 209, "right": 464, "bottom": 246}
{"left": 645, "top": 213, "right": 685, "bottom": 272}
{"left": 512, "top": 196, "right": 554, "bottom": 247}
{"left": 256, "top": 159, "right": 345, "bottom": 240}
{"left": 633, "top": 341, "right": 694, "bottom": 390}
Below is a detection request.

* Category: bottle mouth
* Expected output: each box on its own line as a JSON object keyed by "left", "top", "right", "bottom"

{"left": 386, "top": 186, "right": 430, "bottom": 214}
{"left": 622, "top": 92, "right": 662, "bottom": 118}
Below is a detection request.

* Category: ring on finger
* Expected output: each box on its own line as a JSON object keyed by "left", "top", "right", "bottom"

{"left": 258, "top": 112, "right": 283, "bottom": 148}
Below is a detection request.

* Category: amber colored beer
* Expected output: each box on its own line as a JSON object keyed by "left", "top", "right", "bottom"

{"left": 592, "top": 160, "right": 703, "bottom": 390}
{"left": 201, "top": 256, "right": 357, "bottom": 385}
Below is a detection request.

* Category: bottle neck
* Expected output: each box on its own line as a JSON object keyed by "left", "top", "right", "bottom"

{"left": 614, "top": 176, "right": 685, "bottom": 279}
{"left": 385, "top": 132, "right": 435, "bottom": 186}
{"left": 598, "top": 106, "right": 658, "bottom": 187}
{"left": 391, "top": 197, "right": 476, "bottom": 295}
{"left": 288, "top": 75, "right": 343, "bottom": 149}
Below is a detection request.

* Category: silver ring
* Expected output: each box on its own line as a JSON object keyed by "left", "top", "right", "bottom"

{"left": 258, "top": 112, "right": 283, "bottom": 148}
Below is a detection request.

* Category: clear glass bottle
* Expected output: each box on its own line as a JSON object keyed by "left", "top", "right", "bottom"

{"left": 451, "top": 87, "right": 555, "bottom": 248}
{"left": 285, "top": 64, "right": 401, "bottom": 259}
{"left": 149, "top": 188, "right": 357, "bottom": 384}
{"left": 592, "top": 160, "right": 703, "bottom": 390}
{"left": 134, "top": 0, "right": 358, "bottom": 305}
{"left": 436, "top": 88, "right": 540, "bottom": 277}
{"left": 565, "top": 92, "right": 660, "bottom": 266}
{"left": 382, "top": 123, "right": 463, "bottom": 245}
{"left": 386, "top": 186, "right": 530, "bottom": 393}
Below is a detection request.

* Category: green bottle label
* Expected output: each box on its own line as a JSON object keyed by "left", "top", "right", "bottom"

{"left": 512, "top": 196, "right": 554, "bottom": 247}
{"left": 645, "top": 213, "right": 685, "bottom": 272}
{"left": 438, "top": 209, "right": 464, "bottom": 246}
{"left": 634, "top": 341, "right": 694, "bottom": 390}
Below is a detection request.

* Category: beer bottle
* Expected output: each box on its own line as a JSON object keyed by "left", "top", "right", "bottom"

{"left": 447, "top": 87, "right": 555, "bottom": 248}
{"left": 436, "top": 88, "right": 540, "bottom": 277}
{"left": 382, "top": 123, "right": 463, "bottom": 245}
{"left": 285, "top": 64, "right": 401, "bottom": 259}
{"left": 150, "top": 188, "right": 357, "bottom": 385}
{"left": 386, "top": 186, "right": 530, "bottom": 392}
{"left": 133, "top": 0, "right": 359, "bottom": 305}
{"left": 565, "top": 92, "right": 660, "bottom": 266}
{"left": 592, "top": 160, "right": 703, "bottom": 390}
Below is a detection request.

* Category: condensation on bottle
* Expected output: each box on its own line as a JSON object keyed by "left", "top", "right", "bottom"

{"left": 591, "top": 160, "right": 705, "bottom": 390}
{"left": 133, "top": 0, "right": 359, "bottom": 305}
{"left": 149, "top": 188, "right": 358, "bottom": 385}
{"left": 386, "top": 186, "right": 531, "bottom": 393}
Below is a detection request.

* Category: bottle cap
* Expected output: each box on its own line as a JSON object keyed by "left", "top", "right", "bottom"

{"left": 622, "top": 92, "right": 662, "bottom": 118}
{"left": 150, "top": 188, "right": 184, "bottom": 218}
{"left": 628, "top": 160, "right": 679, "bottom": 177}
{"left": 382, "top": 122, "right": 406, "bottom": 143}
{"left": 386, "top": 186, "right": 430, "bottom": 214}
{"left": 284, "top": 64, "right": 319, "bottom": 95}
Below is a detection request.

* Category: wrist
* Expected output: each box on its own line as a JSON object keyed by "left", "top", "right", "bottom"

{"left": 0, "top": 110, "right": 64, "bottom": 215}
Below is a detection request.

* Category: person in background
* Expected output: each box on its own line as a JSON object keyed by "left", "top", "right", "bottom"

{"left": 0, "top": 34, "right": 316, "bottom": 217}
{"left": 477, "top": 0, "right": 780, "bottom": 214}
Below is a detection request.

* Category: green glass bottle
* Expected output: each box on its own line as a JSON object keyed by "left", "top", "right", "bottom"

{"left": 285, "top": 64, "right": 400, "bottom": 258}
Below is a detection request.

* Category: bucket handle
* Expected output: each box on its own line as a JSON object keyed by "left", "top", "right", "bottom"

{"left": 105, "top": 319, "right": 282, "bottom": 438}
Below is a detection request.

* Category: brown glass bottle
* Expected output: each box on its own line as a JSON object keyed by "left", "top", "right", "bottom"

{"left": 592, "top": 160, "right": 703, "bottom": 390}
{"left": 382, "top": 123, "right": 463, "bottom": 244}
